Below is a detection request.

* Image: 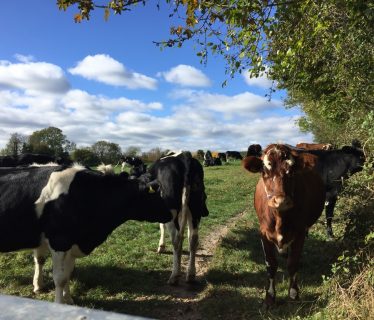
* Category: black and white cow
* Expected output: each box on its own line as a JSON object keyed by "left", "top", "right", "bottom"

{"left": 144, "top": 151, "right": 209, "bottom": 284}
{"left": 121, "top": 156, "right": 147, "bottom": 178}
{"left": 294, "top": 144, "right": 365, "bottom": 238}
{"left": 203, "top": 150, "right": 214, "bottom": 167}
{"left": 0, "top": 164, "right": 172, "bottom": 304}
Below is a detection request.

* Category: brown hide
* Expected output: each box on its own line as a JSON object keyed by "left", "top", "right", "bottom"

{"left": 252, "top": 144, "right": 325, "bottom": 247}
{"left": 243, "top": 144, "right": 325, "bottom": 305}
{"left": 296, "top": 142, "right": 332, "bottom": 150}
{"left": 254, "top": 167, "right": 325, "bottom": 248}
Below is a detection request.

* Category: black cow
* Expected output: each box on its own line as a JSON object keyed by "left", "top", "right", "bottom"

{"left": 0, "top": 153, "right": 71, "bottom": 167}
{"left": 145, "top": 151, "right": 209, "bottom": 284}
{"left": 295, "top": 145, "right": 365, "bottom": 238}
{"left": 0, "top": 155, "right": 16, "bottom": 167}
{"left": 246, "top": 144, "right": 262, "bottom": 157}
{"left": 226, "top": 151, "right": 243, "bottom": 161}
{"left": 0, "top": 164, "right": 172, "bottom": 304}
{"left": 217, "top": 152, "right": 227, "bottom": 162}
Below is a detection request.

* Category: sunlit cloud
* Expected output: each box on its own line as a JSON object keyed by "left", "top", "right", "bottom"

{"left": 159, "top": 64, "right": 212, "bottom": 87}
{"left": 68, "top": 54, "right": 157, "bottom": 90}
{"left": 0, "top": 60, "right": 70, "bottom": 94}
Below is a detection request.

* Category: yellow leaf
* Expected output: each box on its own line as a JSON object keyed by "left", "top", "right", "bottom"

{"left": 74, "top": 13, "right": 82, "bottom": 23}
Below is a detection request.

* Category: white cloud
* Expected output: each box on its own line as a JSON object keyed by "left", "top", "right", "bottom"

{"left": 243, "top": 69, "right": 274, "bottom": 89}
{"left": 14, "top": 54, "right": 35, "bottom": 63}
{"left": 159, "top": 64, "right": 211, "bottom": 87}
{"left": 0, "top": 57, "right": 312, "bottom": 153}
{"left": 170, "top": 89, "right": 281, "bottom": 117}
{"left": 0, "top": 60, "right": 70, "bottom": 94}
{"left": 68, "top": 54, "right": 157, "bottom": 90}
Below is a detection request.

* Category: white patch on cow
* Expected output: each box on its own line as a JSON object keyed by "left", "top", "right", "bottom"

{"left": 70, "top": 244, "right": 86, "bottom": 258}
{"left": 161, "top": 150, "right": 183, "bottom": 159}
{"left": 276, "top": 239, "right": 293, "bottom": 254}
{"left": 157, "top": 223, "right": 166, "bottom": 253}
{"left": 289, "top": 288, "right": 298, "bottom": 299}
{"left": 29, "top": 162, "right": 59, "bottom": 167}
{"left": 286, "top": 156, "right": 294, "bottom": 166}
{"left": 268, "top": 278, "right": 275, "bottom": 297}
{"left": 34, "top": 165, "right": 86, "bottom": 218}
{"left": 277, "top": 234, "right": 283, "bottom": 243}
{"left": 97, "top": 163, "right": 114, "bottom": 175}
{"left": 50, "top": 248, "right": 76, "bottom": 304}
{"left": 263, "top": 154, "right": 272, "bottom": 170}
{"left": 289, "top": 274, "right": 298, "bottom": 299}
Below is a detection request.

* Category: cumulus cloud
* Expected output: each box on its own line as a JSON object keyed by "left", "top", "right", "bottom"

{"left": 170, "top": 89, "right": 281, "bottom": 117}
{"left": 159, "top": 64, "right": 211, "bottom": 87}
{"left": 0, "top": 57, "right": 311, "bottom": 152}
{"left": 68, "top": 54, "right": 157, "bottom": 90}
{"left": 0, "top": 60, "right": 70, "bottom": 94}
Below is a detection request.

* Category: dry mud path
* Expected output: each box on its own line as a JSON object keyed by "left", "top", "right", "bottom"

{"left": 157, "top": 211, "right": 248, "bottom": 320}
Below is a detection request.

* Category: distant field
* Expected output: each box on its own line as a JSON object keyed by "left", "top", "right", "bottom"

{"left": 0, "top": 161, "right": 344, "bottom": 319}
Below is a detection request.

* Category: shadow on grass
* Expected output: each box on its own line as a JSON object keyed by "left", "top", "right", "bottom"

{"left": 200, "top": 226, "right": 346, "bottom": 319}
{"left": 69, "top": 264, "right": 210, "bottom": 318}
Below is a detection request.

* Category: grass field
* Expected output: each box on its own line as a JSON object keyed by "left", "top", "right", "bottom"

{"left": 0, "top": 161, "right": 355, "bottom": 319}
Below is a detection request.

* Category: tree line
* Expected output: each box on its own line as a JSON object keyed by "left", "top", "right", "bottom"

{"left": 1, "top": 127, "right": 179, "bottom": 166}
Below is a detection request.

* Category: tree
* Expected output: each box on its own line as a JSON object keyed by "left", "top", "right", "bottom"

{"left": 2, "top": 133, "right": 28, "bottom": 157}
{"left": 71, "top": 147, "right": 100, "bottom": 167}
{"left": 91, "top": 140, "right": 122, "bottom": 164}
{"left": 142, "top": 147, "right": 164, "bottom": 162}
{"left": 124, "top": 146, "right": 141, "bottom": 157}
{"left": 28, "top": 127, "right": 74, "bottom": 157}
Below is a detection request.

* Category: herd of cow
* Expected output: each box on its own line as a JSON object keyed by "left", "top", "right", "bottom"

{"left": 0, "top": 141, "right": 365, "bottom": 307}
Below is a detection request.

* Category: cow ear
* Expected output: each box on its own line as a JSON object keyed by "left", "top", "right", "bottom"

{"left": 242, "top": 156, "right": 263, "bottom": 173}
{"left": 294, "top": 152, "right": 318, "bottom": 170}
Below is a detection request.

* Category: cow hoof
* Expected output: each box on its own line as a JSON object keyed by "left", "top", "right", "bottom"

{"left": 326, "top": 228, "right": 334, "bottom": 240}
{"left": 157, "top": 245, "right": 166, "bottom": 254}
{"left": 264, "top": 293, "right": 276, "bottom": 307}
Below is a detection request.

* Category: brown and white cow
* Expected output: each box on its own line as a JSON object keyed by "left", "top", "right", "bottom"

{"left": 242, "top": 144, "right": 325, "bottom": 306}
{"left": 296, "top": 142, "right": 333, "bottom": 150}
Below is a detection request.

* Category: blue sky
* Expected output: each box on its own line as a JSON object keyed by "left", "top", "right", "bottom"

{"left": 0, "top": 1, "right": 313, "bottom": 153}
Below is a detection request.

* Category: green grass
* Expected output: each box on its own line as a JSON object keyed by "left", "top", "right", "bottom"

{"left": 0, "top": 161, "right": 355, "bottom": 319}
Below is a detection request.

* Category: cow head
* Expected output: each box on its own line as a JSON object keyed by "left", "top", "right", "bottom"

{"left": 243, "top": 144, "right": 318, "bottom": 211}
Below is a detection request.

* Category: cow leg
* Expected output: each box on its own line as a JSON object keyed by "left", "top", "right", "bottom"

{"left": 166, "top": 215, "right": 182, "bottom": 285}
{"left": 51, "top": 250, "right": 75, "bottom": 304}
{"left": 186, "top": 213, "right": 199, "bottom": 283}
{"left": 287, "top": 234, "right": 305, "bottom": 300}
{"left": 261, "top": 237, "right": 278, "bottom": 306}
{"left": 157, "top": 223, "right": 166, "bottom": 253}
{"left": 325, "top": 196, "right": 337, "bottom": 239}
{"left": 33, "top": 239, "right": 49, "bottom": 293}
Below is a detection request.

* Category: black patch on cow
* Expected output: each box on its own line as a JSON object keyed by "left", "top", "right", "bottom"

{"left": 0, "top": 166, "right": 64, "bottom": 251}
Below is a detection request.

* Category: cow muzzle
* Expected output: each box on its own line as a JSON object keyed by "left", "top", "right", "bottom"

{"left": 268, "top": 195, "right": 293, "bottom": 211}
